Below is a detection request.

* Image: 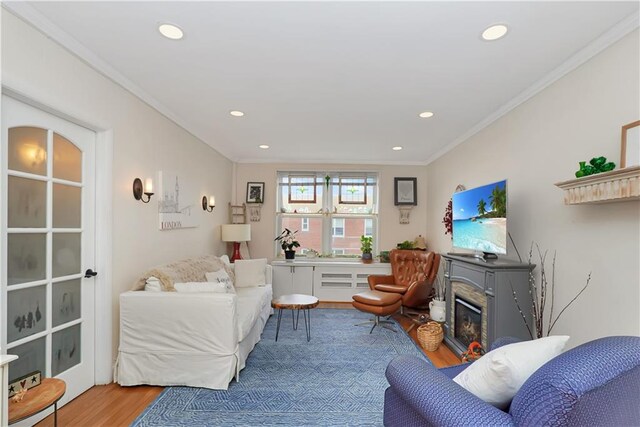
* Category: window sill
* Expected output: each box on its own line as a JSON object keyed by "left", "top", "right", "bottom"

{"left": 272, "top": 258, "right": 389, "bottom": 267}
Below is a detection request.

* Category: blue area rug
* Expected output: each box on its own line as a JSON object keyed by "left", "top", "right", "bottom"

{"left": 131, "top": 308, "right": 428, "bottom": 426}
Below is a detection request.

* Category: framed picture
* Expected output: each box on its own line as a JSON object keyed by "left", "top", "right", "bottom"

{"left": 394, "top": 177, "right": 417, "bottom": 206}
{"left": 246, "top": 182, "right": 265, "bottom": 204}
{"left": 621, "top": 120, "right": 640, "bottom": 168}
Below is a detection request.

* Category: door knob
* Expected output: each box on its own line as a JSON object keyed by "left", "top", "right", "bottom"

{"left": 84, "top": 269, "right": 98, "bottom": 278}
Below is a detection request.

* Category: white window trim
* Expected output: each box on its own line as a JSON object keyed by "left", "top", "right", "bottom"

{"left": 275, "top": 171, "right": 378, "bottom": 257}
{"left": 301, "top": 217, "right": 309, "bottom": 232}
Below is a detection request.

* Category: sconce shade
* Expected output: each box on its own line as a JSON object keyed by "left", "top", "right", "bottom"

{"left": 221, "top": 224, "right": 251, "bottom": 242}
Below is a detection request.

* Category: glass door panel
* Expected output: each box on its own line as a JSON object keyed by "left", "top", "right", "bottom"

{"left": 7, "top": 285, "right": 46, "bottom": 343}
{"left": 52, "top": 279, "right": 81, "bottom": 327}
{"left": 52, "top": 324, "right": 81, "bottom": 376}
{"left": 53, "top": 133, "right": 82, "bottom": 182}
{"left": 52, "top": 184, "right": 81, "bottom": 228}
{"left": 7, "top": 127, "right": 47, "bottom": 176}
{"left": 7, "top": 176, "right": 47, "bottom": 228}
{"left": 7, "top": 233, "right": 47, "bottom": 286}
{"left": 52, "top": 233, "right": 81, "bottom": 278}
{"left": 7, "top": 337, "right": 47, "bottom": 383}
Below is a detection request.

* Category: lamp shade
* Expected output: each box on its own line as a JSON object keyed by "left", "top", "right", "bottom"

{"left": 221, "top": 224, "right": 251, "bottom": 242}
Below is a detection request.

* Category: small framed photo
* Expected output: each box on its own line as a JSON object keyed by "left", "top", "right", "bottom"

{"left": 246, "top": 182, "right": 265, "bottom": 204}
{"left": 621, "top": 120, "right": 640, "bottom": 168}
{"left": 394, "top": 177, "right": 417, "bottom": 206}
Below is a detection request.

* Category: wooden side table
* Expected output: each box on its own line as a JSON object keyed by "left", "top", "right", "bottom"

{"left": 271, "top": 293, "right": 319, "bottom": 342}
{"left": 8, "top": 378, "right": 66, "bottom": 426}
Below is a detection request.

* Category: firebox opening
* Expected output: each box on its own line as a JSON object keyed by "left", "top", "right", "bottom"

{"left": 454, "top": 297, "right": 482, "bottom": 349}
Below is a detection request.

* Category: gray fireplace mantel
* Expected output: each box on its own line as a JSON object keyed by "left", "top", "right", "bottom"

{"left": 442, "top": 254, "right": 534, "bottom": 357}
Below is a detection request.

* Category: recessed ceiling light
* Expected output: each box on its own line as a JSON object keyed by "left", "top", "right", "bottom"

{"left": 419, "top": 111, "right": 434, "bottom": 118}
{"left": 482, "top": 24, "right": 508, "bottom": 41}
{"left": 392, "top": 146, "right": 403, "bottom": 151}
{"left": 259, "top": 145, "right": 270, "bottom": 149}
{"left": 158, "top": 23, "right": 184, "bottom": 40}
{"left": 230, "top": 110, "right": 244, "bottom": 117}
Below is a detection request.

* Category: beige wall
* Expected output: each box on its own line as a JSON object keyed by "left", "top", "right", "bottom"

{"left": 2, "top": 12, "right": 233, "bottom": 360}
{"left": 234, "top": 163, "right": 429, "bottom": 260}
{"left": 426, "top": 30, "right": 640, "bottom": 347}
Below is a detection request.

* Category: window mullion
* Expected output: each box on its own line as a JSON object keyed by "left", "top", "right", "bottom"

{"left": 322, "top": 173, "right": 333, "bottom": 255}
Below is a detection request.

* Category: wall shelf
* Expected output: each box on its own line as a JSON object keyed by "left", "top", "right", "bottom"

{"left": 555, "top": 166, "right": 640, "bottom": 204}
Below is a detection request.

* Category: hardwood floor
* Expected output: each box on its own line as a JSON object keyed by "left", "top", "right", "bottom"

{"left": 36, "top": 303, "right": 459, "bottom": 426}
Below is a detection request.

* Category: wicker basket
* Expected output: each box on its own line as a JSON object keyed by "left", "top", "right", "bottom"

{"left": 417, "top": 321, "right": 444, "bottom": 352}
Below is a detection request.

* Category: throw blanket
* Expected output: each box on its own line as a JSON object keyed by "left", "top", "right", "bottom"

{"left": 132, "top": 255, "right": 234, "bottom": 292}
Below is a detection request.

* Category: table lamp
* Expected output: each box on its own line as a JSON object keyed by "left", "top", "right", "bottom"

{"left": 221, "top": 224, "right": 251, "bottom": 263}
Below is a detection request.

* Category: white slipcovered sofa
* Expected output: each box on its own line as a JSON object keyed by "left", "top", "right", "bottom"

{"left": 114, "top": 255, "right": 272, "bottom": 390}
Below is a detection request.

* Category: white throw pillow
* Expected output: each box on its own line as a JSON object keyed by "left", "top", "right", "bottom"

{"left": 234, "top": 258, "right": 267, "bottom": 288}
{"left": 453, "top": 335, "right": 570, "bottom": 409}
{"left": 219, "top": 254, "right": 231, "bottom": 267}
{"left": 174, "top": 281, "right": 228, "bottom": 293}
{"left": 205, "top": 269, "right": 236, "bottom": 294}
{"left": 144, "top": 277, "right": 162, "bottom": 292}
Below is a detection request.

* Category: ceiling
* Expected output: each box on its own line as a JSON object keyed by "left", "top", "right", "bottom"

{"left": 10, "top": 2, "right": 640, "bottom": 164}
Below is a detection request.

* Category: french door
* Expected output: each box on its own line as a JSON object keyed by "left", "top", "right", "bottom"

{"left": 1, "top": 95, "right": 96, "bottom": 412}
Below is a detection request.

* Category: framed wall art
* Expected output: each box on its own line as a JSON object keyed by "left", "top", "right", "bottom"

{"left": 157, "top": 171, "right": 198, "bottom": 230}
{"left": 246, "top": 182, "right": 265, "bottom": 204}
{"left": 394, "top": 177, "right": 417, "bottom": 206}
{"left": 621, "top": 120, "right": 640, "bottom": 168}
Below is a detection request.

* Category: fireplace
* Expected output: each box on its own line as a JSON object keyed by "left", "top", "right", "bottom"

{"left": 446, "top": 280, "right": 488, "bottom": 355}
{"left": 454, "top": 297, "right": 482, "bottom": 349}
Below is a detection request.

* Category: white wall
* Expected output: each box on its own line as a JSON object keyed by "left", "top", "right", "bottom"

{"left": 2, "top": 11, "right": 233, "bottom": 361}
{"left": 234, "top": 163, "right": 429, "bottom": 260}
{"left": 426, "top": 30, "right": 640, "bottom": 347}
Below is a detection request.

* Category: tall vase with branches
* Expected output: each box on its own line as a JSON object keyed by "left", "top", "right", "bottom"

{"left": 509, "top": 235, "right": 593, "bottom": 339}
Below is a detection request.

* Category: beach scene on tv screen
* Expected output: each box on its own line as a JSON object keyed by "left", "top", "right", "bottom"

{"left": 452, "top": 180, "right": 507, "bottom": 254}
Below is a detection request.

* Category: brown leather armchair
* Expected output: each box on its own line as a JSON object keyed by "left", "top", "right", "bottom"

{"left": 368, "top": 249, "right": 440, "bottom": 321}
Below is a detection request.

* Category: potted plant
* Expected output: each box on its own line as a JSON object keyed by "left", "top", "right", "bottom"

{"left": 275, "top": 228, "right": 300, "bottom": 260}
{"left": 360, "top": 235, "right": 373, "bottom": 263}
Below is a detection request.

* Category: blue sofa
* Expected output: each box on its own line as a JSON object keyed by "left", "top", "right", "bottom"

{"left": 384, "top": 336, "right": 640, "bottom": 426}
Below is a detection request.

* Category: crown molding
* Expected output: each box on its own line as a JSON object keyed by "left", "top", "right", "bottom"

{"left": 425, "top": 11, "right": 640, "bottom": 165}
{"left": 1, "top": 2, "right": 236, "bottom": 162}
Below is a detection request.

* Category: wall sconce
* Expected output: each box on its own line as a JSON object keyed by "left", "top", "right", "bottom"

{"left": 133, "top": 178, "right": 154, "bottom": 203}
{"left": 202, "top": 195, "right": 215, "bottom": 212}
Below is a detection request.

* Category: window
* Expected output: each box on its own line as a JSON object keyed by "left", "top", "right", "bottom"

{"left": 276, "top": 172, "right": 378, "bottom": 257}
{"left": 332, "top": 218, "right": 345, "bottom": 237}
{"left": 364, "top": 218, "right": 373, "bottom": 237}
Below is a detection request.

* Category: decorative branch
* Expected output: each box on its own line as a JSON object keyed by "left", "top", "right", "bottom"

{"left": 508, "top": 232, "right": 523, "bottom": 262}
{"left": 510, "top": 280, "right": 534, "bottom": 339}
{"left": 548, "top": 272, "right": 592, "bottom": 335}
{"left": 548, "top": 251, "right": 557, "bottom": 336}
{"left": 511, "top": 239, "right": 594, "bottom": 339}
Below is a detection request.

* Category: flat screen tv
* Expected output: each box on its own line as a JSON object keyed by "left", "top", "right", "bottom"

{"left": 452, "top": 179, "right": 507, "bottom": 259}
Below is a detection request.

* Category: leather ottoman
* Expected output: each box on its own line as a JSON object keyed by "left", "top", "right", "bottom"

{"left": 352, "top": 290, "right": 402, "bottom": 333}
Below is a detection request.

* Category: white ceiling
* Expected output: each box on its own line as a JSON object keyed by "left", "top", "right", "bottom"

{"left": 12, "top": 2, "right": 640, "bottom": 164}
